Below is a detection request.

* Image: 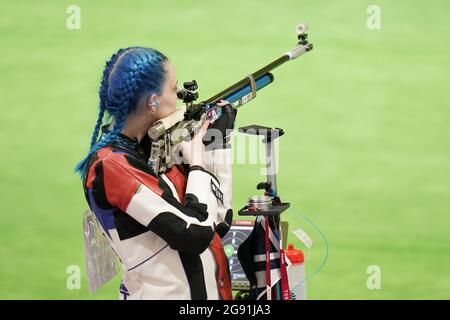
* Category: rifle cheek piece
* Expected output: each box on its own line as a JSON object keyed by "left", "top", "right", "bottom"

{"left": 148, "top": 106, "right": 186, "bottom": 140}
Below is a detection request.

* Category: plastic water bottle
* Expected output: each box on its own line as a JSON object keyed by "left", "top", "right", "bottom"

{"left": 285, "top": 243, "right": 306, "bottom": 300}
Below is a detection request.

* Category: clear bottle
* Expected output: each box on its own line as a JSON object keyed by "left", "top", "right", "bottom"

{"left": 285, "top": 243, "right": 306, "bottom": 300}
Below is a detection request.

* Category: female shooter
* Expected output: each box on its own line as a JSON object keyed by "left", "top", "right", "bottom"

{"left": 75, "top": 47, "right": 236, "bottom": 300}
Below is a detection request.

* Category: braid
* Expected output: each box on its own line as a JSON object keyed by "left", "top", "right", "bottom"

{"left": 73, "top": 49, "right": 126, "bottom": 176}
{"left": 74, "top": 47, "right": 168, "bottom": 177}
{"left": 89, "top": 107, "right": 105, "bottom": 149}
{"left": 87, "top": 54, "right": 118, "bottom": 148}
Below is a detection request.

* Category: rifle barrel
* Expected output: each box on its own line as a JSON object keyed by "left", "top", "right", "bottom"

{"left": 206, "top": 43, "right": 312, "bottom": 104}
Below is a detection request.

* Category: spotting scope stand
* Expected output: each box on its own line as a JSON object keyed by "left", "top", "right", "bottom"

{"left": 237, "top": 125, "right": 290, "bottom": 217}
{"left": 235, "top": 125, "right": 290, "bottom": 301}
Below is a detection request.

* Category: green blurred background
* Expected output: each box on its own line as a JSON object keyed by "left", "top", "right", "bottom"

{"left": 1, "top": 0, "right": 449, "bottom": 299}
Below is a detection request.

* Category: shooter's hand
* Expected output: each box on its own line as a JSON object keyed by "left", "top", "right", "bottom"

{"left": 180, "top": 120, "right": 210, "bottom": 167}
{"left": 203, "top": 100, "right": 237, "bottom": 150}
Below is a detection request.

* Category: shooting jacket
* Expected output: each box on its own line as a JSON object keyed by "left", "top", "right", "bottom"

{"left": 82, "top": 131, "right": 233, "bottom": 299}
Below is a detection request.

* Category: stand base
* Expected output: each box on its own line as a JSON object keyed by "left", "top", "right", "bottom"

{"left": 238, "top": 202, "right": 290, "bottom": 216}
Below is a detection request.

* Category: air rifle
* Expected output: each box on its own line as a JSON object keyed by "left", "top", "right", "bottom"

{"left": 147, "top": 23, "right": 313, "bottom": 174}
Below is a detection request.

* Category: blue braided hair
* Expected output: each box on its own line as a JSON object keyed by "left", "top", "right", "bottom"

{"left": 74, "top": 47, "right": 168, "bottom": 177}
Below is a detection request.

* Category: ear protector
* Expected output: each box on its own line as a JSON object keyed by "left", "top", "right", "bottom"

{"left": 152, "top": 99, "right": 158, "bottom": 108}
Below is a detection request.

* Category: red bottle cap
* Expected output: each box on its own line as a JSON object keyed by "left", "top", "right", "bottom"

{"left": 285, "top": 243, "right": 304, "bottom": 264}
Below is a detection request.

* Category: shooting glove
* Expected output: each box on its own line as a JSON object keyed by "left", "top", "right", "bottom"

{"left": 203, "top": 103, "right": 237, "bottom": 151}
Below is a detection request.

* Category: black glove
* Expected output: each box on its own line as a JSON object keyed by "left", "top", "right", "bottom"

{"left": 203, "top": 103, "right": 237, "bottom": 150}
